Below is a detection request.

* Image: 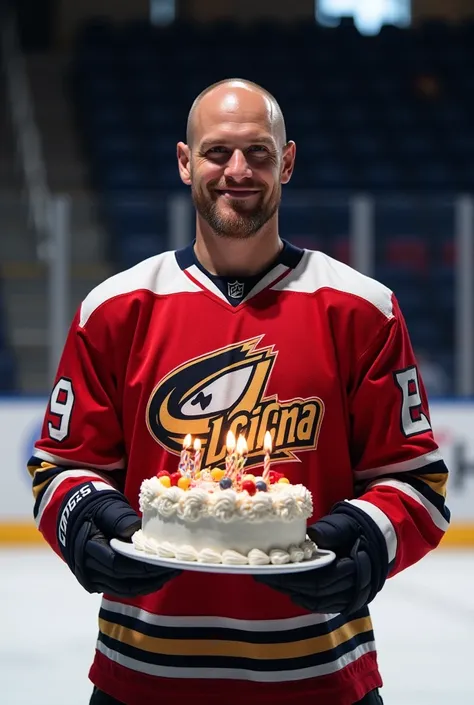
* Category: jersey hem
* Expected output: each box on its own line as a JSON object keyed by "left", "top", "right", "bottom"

{"left": 89, "top": 650, "right": 382, "bottom": 705}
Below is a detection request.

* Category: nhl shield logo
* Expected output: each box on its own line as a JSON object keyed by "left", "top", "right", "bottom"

{"left": 228, "top": 280, "right": 245, "bottom": 299}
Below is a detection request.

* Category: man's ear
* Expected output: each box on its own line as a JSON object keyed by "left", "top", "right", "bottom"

{"left": 177, "top": 142, "right": 192, "bottom": 185}
{"left": 281, "top": 141, "right": 296, "bottom": 185}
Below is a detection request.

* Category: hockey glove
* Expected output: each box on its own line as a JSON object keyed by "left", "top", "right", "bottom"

{"left": 254, "top": 502, "right": 389, "bottom": 614}
{"left": 57, "top": 481, "right": 181, "bottom": 597}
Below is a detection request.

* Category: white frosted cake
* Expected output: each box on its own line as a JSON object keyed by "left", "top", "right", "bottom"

{"left": 132, "top": 466, "right": 317, "bottom": 566}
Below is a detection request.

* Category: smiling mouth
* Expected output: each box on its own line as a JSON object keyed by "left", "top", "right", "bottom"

{"left": 215, "top": 189, "right": 260, "bottom": 198}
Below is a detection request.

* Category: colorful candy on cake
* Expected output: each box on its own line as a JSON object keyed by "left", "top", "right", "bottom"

{"left": 133, "top": 431, "right": 317, "bottom": 566}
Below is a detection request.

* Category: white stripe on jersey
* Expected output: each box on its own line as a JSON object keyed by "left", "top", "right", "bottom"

{"left": 346, "top": 499, "right": 398, "bottom": 563}
{"left": 185, "top": 264, "right": 228, "bottom": 301}
{"left": 80, "top": 252, "right": 202, "bottom": 327}
{"left": 270, "top": 250, "right": 394, "bottom": 319}
{"left": 240, "top": 263, "right": 290, "bottom": 302}
{"left": 367, "top": 478, "right": 450, "bottom": 532}
{"left": 96, "top": 638, "right": 376, "bottom": 682}
{"left": 32, "top": 449, "right": 125, "bottom": 470}
{"left": 101, "top": 597, "right": 337, "bottom": 631}
{"left": 354, "top": 449, "right": 444, "bottom": 480}
{"left": 35, "top": 470, "right": 116, "bottom": 526}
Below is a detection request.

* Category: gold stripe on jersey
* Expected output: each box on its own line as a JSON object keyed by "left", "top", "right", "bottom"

{"left": 401, "top": 467, "right": 449, "bottom": 521}
{"left": 96, "top": 638, "right": 377, "bottom": 682}
{"left": 32, "top": 477, "right": 52, "bottom": 501}
{"left": 28, "top": 461, "right": 61, "bottom": 501}
{"left": 28, "top": 459, "right": 57, "bottom": 478}
{"left": 98, "top": 615, "right": 373, "bottom": 660}
{"left": 412, "top": 471, "right": 448, "bottom": 498}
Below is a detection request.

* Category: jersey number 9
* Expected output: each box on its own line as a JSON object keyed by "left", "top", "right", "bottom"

{"left": 48, "top": 377, "right": 75, "bottom": 442}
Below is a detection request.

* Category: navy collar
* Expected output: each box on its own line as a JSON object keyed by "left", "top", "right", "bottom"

{"left": 175, "top": 239, "right": 304, "bottom": 306}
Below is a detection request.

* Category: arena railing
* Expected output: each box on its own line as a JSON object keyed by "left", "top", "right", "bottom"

{"left": 0, "top": 8, "right": 73, "bottom": 386}
{"left": 1, "top": 190, "right": 472, "bottom": 397}
{"left": 166, "top": 191, "right": 473, "bottom": 397}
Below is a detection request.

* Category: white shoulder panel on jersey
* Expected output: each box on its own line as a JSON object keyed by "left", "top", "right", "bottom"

{"left": 271, "top": 250, "right": 394, "bottom": 319}
{"left": 80, "top": 251, "right": 201, "bottom": 327}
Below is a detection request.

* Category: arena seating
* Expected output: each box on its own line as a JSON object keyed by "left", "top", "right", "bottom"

{"left": 71, "top": 17, "right": 472, "bottom": 393}
{"left": 0, "top": 285, "right": 17, "bottom": 393}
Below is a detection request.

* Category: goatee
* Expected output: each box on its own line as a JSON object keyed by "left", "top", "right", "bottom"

{"left": 192, "top": 187, "right": 280, "bottom": 238}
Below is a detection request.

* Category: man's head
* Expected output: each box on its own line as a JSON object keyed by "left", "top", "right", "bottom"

{"left": 177, "top": 79, "right": 295, "bottom": 239}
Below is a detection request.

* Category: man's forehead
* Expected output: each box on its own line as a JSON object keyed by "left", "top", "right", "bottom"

{"left": 201, "top": 86, "right": 273, "bottom": 116}
{"left": 193, "top": 87, "right": 276, "bottom": 131}
{"left": 195, "top": 104, "right": 273, "bottom": 137}
{"left": 198, "top": 124, "right": 277, "bottom": 148}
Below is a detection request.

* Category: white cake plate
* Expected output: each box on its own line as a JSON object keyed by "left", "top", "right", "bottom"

{"left": 110, "top": 539, "right": 336, "bottom": 575}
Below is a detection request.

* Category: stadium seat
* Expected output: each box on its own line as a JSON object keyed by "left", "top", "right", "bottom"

{"left": 115, "top": 232, "right": 168, "bottom": 270}
{"left": 385, "top": 238, "right": 429, "bottom": 272}
{"left": 70, "top": 17, "right": 465, "bottom": 378}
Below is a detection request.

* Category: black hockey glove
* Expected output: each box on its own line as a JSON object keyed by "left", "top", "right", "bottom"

{"left": 57, "top": 481, "right": 181, "bottom": 597}
{"left": 255, "top": 502, "right": 389, "bottom": 614}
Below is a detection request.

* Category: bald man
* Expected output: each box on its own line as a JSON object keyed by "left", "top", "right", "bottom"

{"left": 30, "top": 79, "right": 449, "bottom": 705}
{"left": 177, "top": 79, "right": 295, "bottom": 282}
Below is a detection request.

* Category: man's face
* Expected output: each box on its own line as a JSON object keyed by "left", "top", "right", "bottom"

{"left": 190, "top": 132, "right": 283, "bottom": 239}
{"left": 178, "top": 90, "right": 295, "bottom": 239}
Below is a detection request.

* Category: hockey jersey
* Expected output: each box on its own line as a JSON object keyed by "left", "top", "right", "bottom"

{"left": 29, "top": 242, "right": 450, "bottom": 705}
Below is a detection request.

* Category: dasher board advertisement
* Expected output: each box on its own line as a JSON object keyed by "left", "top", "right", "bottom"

{"left": 0, "top": 398, "right": 472, "bottom": 544}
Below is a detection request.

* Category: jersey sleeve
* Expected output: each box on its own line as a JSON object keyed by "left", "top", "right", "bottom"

{"left": 28, "top": 306, "right": 125, "bottom": 556}
{"left": 346, "top": 295, "right": 450, "bottom": 576}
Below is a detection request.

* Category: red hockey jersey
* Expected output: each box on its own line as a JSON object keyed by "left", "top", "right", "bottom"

{"left": 29, "top": 242, "right": 450, "bottom": 705}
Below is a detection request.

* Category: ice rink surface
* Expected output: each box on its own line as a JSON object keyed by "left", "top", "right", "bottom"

{"left": 1, "top": 547, "right": 472, "bottom": 705}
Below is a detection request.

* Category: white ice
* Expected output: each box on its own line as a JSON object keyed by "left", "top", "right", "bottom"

{"left": 1, "top": 547, "right": 472, "bottom": 705}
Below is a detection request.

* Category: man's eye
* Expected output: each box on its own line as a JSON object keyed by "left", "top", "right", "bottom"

{"left": 248, "top": 145, "right": 268, "bottom": 152}
{"left": 208, "top": 147, "right": 228, "bottom": 154}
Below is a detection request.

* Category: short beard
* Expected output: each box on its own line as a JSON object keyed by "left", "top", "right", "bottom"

{"left": 192, "top": 185, "right": 280, "bottom": 239}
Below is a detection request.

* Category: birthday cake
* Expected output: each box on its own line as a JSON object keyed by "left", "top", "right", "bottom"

{"left": 132, "top": 433, "right": 317, "bottom": 566}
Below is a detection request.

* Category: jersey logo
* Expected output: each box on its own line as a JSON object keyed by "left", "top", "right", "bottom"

{"left": 146, "top": 337, "right": 324, "bottom": 471}
{"left": 227, "top": 281, "right": 245, "bottom": 299}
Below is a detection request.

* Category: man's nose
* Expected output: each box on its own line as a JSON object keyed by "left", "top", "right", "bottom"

{"left": 224, "top": 150, "right": 252, "bottom": 181}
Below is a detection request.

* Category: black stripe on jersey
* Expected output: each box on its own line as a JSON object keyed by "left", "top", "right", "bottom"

{"left": 411, "top": 459, "right": 449, "bottom": 476}
{"left": 364, "top": 459, "right": 450, "bottom": 523}
{"left": 175, "top": 239, "right": 304, "bottom": 273}
{"left": 355, "top": 459, "right": 449, "bottom": 499}
{"left": 31, "top": 464, "right": 66, "bottom": 488}
{"left": 33, "top": 483, "right": 51, "bottom": 519}
{"left": 401, "top": 474, "right": 451, "bottom": 522}
{"left": 98, "top": 605, "right": 370, "bottom": 644}
{"left": 97, "top": 627, "right": 375, "bottom": 671}
{"left": 32, "top": 464, "right": 77, "bottom": 519}
{"left": 28, "top": 456, "right": 43, "bottom": 471}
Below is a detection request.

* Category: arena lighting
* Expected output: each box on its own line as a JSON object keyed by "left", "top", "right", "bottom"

{"left": 316, "top": 0, "right": 411, "bottom": 35}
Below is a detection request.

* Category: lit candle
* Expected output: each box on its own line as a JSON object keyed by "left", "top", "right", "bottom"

{"left": 236, "top": 435, "right": 248, "bottom": 475}
{"left": 193, "top": 437, "right": 202, "bottom": 475}
{"left": 262, "top": 431, "right": 272, "bottom": 482}
{"left": 179, "top": 433, "right": 192, "bottom": 475}
{"left": 225, "top": 431, "right": 236, "bottom": 477}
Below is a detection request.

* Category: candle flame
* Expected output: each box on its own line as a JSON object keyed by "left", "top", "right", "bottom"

{"left": 193, "top": 437, "right": 201, "bottom": 452}
{"left": 264, "top": 430, "right": 272, "bottom": 454}
{"left": 236, "top": 434, "right": 248, "bottom": 456}
{"left": 226, "top": 430, "right": 236, "bottom": 452}
{"left": 183, "top": 433, "right": 192, "bottom": 449}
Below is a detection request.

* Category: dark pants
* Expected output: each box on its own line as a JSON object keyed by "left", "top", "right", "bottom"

{"left": 90, "top": 686, "right": 384, "bottom": 704}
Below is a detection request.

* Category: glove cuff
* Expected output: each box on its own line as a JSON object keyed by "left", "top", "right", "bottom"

{"left": 56, "top": 481, "right": 120, "bottom": 571}
{"left": 331, "top": 501, "right": 389, "bottom": 601}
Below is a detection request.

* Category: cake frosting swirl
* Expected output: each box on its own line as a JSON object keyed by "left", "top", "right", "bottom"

{"left": 139, "top": 476, "right": 313, "bottom": 522}
{"left": 133, "top": 529, "right": 317, "bottom": 566}
{"left": 133, "top": 466, "right": 317, "bottom": 566}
